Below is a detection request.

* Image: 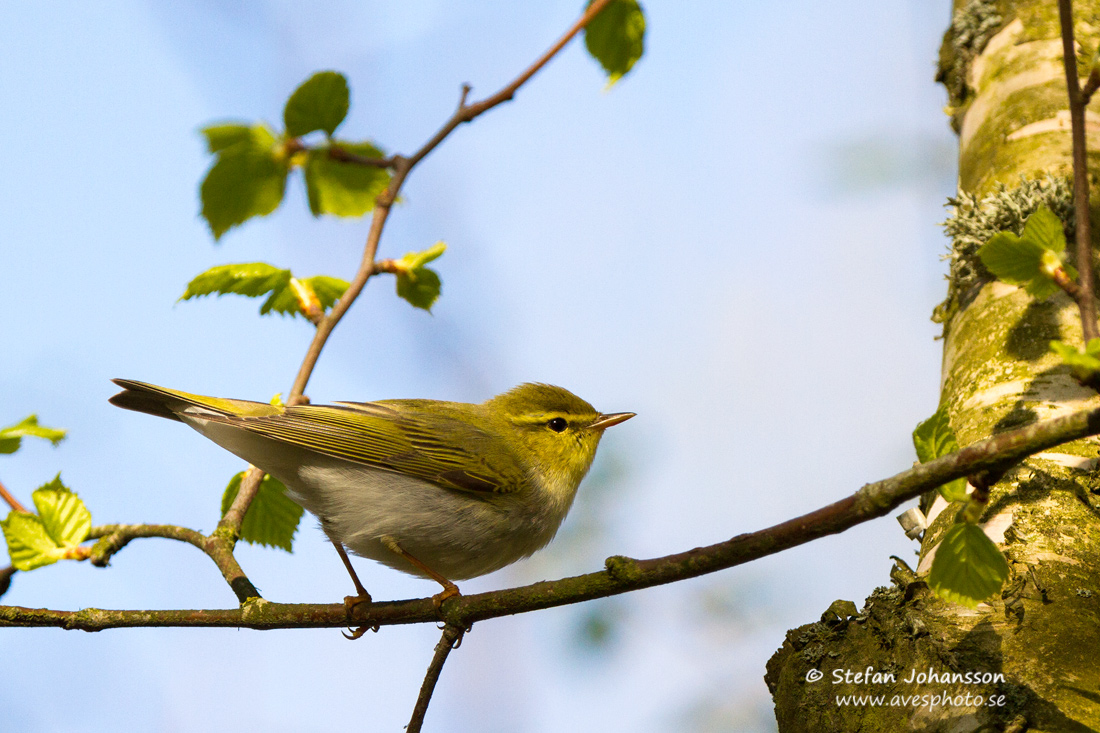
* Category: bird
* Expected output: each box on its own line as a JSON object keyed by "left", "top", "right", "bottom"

{"left": 109, "top": 379, "right": 634, "bottom": 617}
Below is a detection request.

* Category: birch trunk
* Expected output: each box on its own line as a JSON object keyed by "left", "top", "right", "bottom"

{"left": 766, "top": 2, "right": 1100, "bottom": 730}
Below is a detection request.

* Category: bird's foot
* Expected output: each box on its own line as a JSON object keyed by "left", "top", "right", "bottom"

{"left": 431, "top": 582, "right": 461, "bottom": 615}
{"left": 344, "top": 592, "right": 372, "bottom": 614}
{"left": 342, "top": 592, "right": 374, "bottom": 640}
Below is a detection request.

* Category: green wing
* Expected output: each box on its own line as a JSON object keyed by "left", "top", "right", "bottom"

{"left": 109, "top": 379, "right": 526, "bottom": 494}
{"left": 221, "top": 401, "right": 528, "bottom": 495}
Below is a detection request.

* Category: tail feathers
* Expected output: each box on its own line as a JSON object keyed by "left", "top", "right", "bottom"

{"left": 109, "top": 379, "right": 194, "bottom": 422}
{"left": 109, "top": 379, "right": 279, "bottom": 422}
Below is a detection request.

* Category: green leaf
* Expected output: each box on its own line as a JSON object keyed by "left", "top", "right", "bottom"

{"left": 978, "top": 231, "right": 1046, "bottom": 284}
{"left": 304, "top": 141, "right": 391, "bottom": 217}
{"left": 221, "top": 472, "right": 303, "bottom": 552}
{"left": 979, "top": 206, "right": 1075, "bottom": 301}
{"left": 1051, "top": 339, "right": 1100, "bottom": 381}
{"left": 181, "top": 264, "right": 347, "bottom": 320}
{"left": 260, "top": 280, "right": 306, "bottom": 317}
{"left": 302, "top": 275, "right": 350, "bottom": 312}
{"left": 927, "top": 524, "right": 1010, "bottom": 608}
{"left": 1, "top": 512, "right": 66, "bottom": 571}
{"left": 200, "top": 123, "right": 254, "bottom": 153}
{"left": 284, "top": 71, "right": 350, "bottom": 138}
{"left": 397, "top": 241, "right": 445, "bottom": 270}
{"left": 0, "top": 415, "right": 67, "bottom": 455}
{"left": 1021, "top": 205, "right": 1067, "bottom": 253}
{"left": 181, "top": 262, "right": 292, "bottom": 302}
{"left": 31, "top": 475, "right": 91, "bottom": 548}
{"left": 912, "top": 405, "right": 956, "bottom": 463}
{"left": 393, "top": 242, "right": 446, "bottom": 312}
{"left": 200, "top": 124, "right": 288, "bottom": 240}
{"left": 259, "top": 275, "right": 348, "bottom": 318}
{"left": 912, "top": 405, "right": 968, "bottom": 502}
{"left": 396, "top": 267, "right": 441, "bottom": 312}
{"left": 584, "top": 0, "right": 646, "bottom": 85}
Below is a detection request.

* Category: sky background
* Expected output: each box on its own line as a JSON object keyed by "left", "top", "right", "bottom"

{"left": 3, "top": 1, "right": 956, "bottom": 730}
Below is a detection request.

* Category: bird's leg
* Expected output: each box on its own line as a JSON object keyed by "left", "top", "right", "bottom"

{"left": 331, "top": 541, "right": 376, "bottom": 641}
{"left": 331, "top": 540, "right": 371, "bottom": 612}
{"left": 380, "top": 535, "right": 461, "bottom": 610}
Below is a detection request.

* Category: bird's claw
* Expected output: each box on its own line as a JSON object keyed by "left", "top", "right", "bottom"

{"left": 342, "top": 623, "right": 379, "bottom": 641}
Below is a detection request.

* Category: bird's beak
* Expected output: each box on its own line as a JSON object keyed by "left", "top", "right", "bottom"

{"left": 591, "top": 412, "right": 635, "bottom": 430}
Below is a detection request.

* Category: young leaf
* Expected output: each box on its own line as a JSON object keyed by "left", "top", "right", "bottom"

{"left": 284, "top": 71, "right": 350, "bottom": 138}
{"left": 392, "top": 242, "right": 446, "bottom": 312}
{"left": 261, "top": 277, "right": 315, "bottom": 318}
{"left": 395, "top": 241, "right": 446, "bottom": 270}
{"left": 261, "top": 275, "right": 350, "bottom": 319}
{"left": 200, "top": 124, "right": 289, "bottom": 240}
{"left": 1021, "top": 206, "right": 1067, "bottom": 253}
{"left": 181, "top": 263, "right": 292, "bottom": 302}
{"left": 182, "top": 264, "right": 348, "bottom": 320}
{"left": 1, "top": 512, "right": 66, "bottom": 571}
{"left": 31, "top": 475, "right": 91, "bottom": 548}
{"left": 396, "top": 268, "right": 441, "bottom": 312}
{"left": 584, "top": 0, "right": 646, "bottom": 85}
{"left": 978, "top": 231, "right": 1046, "bottom": 284}
{"left": 0, "top": 415, "right": 67, "bottom": 455}
{"left": 911, "top": 405, "right": 969, "bottom": 502}
{"left": 927, "top": 524, "right": 1010, "bottom": 608}
{"left": 978, "top": 206, "right": 1075, "bottom": 301}
{"left": 302, "top": 275, "right": 350, "bottom": 312}
{"left": 221, "top": 472, "right": 303, "bottom": 552}
{"left": 1050, "top": 339, "right": 1100, "bottom": 382}
{"left": 200, "top": 123, "right": 255, "bottom": 153}
{"left": 304, "top": 142, "right": 391, "bottom": 217}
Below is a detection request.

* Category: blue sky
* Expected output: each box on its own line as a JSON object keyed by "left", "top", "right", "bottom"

{"left": 3, "top": 2, "right": 954, "bottom": 730}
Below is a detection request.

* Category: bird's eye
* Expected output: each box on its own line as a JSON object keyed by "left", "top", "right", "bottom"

{"left": 547, "top": 417, "right": 567, "bottom": 433}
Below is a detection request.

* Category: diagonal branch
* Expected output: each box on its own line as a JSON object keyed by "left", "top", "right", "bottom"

{"left": 1058, "top": 0, "right": 1100, "bottom": 342}
{"left": 407, "top": 624, "right": 466, "bottom": 733}
{"left": 84, "top": 523, "right": 259, "bottom": 603}
{"left": 8, "top": 401, "right": 1100, "bottom": 631}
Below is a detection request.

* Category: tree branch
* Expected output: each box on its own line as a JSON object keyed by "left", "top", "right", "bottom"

{"left": 326, "top": 144, "right": 395, "bottom": 169}
{"left": 286, "top": 0, "right": 613, "bottom": 403}
{"left": 1058, "top": 0, "right": 1099, "bottom": 342}
{"left": 86, "top": 523, "right": 205, "bottom": 566}
{"left": 83, "top": 522, "right": 260, "bottom": 603}
{"left": 8, "top": 402, "right": 1100, "bottom": 631}
{"left": 404, "top": 0, "right": 614, "bottom": 171}
{"left": 407, "top": 624, "right": 466, "bottom": 733}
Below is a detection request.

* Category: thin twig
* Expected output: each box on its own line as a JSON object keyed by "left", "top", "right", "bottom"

{"left": 86, "top": 523, "right": 206, "bottom": 565}
{"left": 83, "top": 523, "right": 260, "bottom": 602}
{"left": 8, "top": 401, "right": 1100, "bottom": 631}
{"left": 0, "top": 479, "right": 27, "bottom": 513}
{"left": 1083, "top": 70, "right": 1100, "bottom": 105}
{"left": 326, "top": 145, "right": 395, "bottom": 168}
{"left": 404, "top": 0, "right": 615, "bottom": 171}
{"left": 1058, "top": 0, "right": 1100, "bottom": 342}
{"left": 407, "top": 624, "right": 466, "bottom": 733}
{"left": 0, "top": 565, "right": 14, "bottom": 598}
{"left": 285, "top": 0, "right": 614, "bottom": 402}
{"left": 216, "top": 467, "right": 265, "bottom": 540}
